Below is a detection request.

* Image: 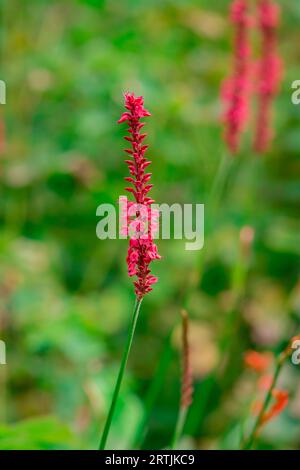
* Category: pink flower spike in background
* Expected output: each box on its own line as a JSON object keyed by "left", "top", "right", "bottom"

{"left": 254, "top": 0, "right": 282, "bottom": 154}
{"left": 221, "top": 0, "right": 251, "bottom": 154}
{"left": 119, "top": 92, "right": 161, "bottom": 299}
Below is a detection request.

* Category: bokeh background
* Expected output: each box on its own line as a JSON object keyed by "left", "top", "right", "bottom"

{"left": 0, "top": 0, "right": 300, "bottom": 450}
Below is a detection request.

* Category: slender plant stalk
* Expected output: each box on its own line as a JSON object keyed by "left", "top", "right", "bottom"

{"left": 242, "top": 354, "right": 284, "bottom": 450}
{"left": 208, "top": 152, "right": 233, "bottom": 212}
{"left": 99, "top": 297, "right": 143, "bottom": 450}
{"left": 172, "top": 407, "right": 188, "bottom": 450}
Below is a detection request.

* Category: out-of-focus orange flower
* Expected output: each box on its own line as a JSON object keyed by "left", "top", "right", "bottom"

{"left": 252, "top": 389, "right": 288, "bottom": 422}
{"left": 244, "top": 350, "right": 273, "bottom": 373}
{"left": 260, "top": 389, "right": 289, "bottom": 425}
{"left": 243, "top": 340, "right": 292, "bottom": 448}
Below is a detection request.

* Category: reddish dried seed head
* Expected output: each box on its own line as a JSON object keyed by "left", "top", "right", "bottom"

{"left": 180, "top": 310, "right": 193, "bottom": 410}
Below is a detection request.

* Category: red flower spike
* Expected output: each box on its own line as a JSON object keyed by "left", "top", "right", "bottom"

{"left": 119, "top": 92, "right": 161, "bottom": 299}
{"left": 221, "top": 0, "right": 252, "bottom": 154}
{"left": 254, "top": 0, "right": 283, "bottom": 153}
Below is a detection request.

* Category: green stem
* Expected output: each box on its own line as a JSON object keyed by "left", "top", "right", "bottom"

{"left": 208, "top": 152, "right": 233, "bottom": 212}
{"left": 242, "top": 356, "right": 284, "bottom": 450}
{"left": 172, "top": 406, "right": 188, "bottom": 450}
{"left": 99, "top": 297, "right": 143, "bottom": 450}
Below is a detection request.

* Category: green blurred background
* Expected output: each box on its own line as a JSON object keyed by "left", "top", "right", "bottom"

{"left": 0, "top": 0, "right": 300, "bottom": 450}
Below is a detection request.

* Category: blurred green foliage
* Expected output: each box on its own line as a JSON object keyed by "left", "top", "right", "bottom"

{"left": 0, "top": 0, "right": 299, "bottom": 450}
